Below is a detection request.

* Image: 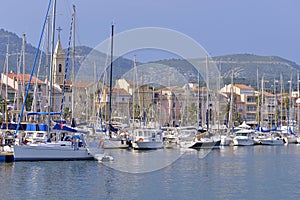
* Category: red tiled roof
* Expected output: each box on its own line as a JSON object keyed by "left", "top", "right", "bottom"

{"left": 233, "top": 84, "right": 254, "bottom": 90}
{"left": 263, "top": 91, "right": 275, "bottom": 97}
{"left": 5, "top": 73, "right": 45, "bottom": 85}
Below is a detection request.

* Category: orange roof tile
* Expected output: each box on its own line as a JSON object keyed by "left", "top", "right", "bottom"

{"left": 5, "top": 73, "right": 45, "bottom": 85}
{"left": 263, "top": 91, "right": 275, "bottom": 97}
{"left": 233, "top": 84, "right": 254, "bottom": 90}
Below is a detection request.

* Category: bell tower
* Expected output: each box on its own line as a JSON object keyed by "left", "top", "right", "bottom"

{"left": 52, "top": 27, "right": 65, "bottom": 86}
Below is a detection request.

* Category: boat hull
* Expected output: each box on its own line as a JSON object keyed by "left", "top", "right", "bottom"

{"left": 132, "top": 141, "right": 164, "bottom": 150}
{"left": 259, "top": 139, "right": 284, "bottom": 145}
{"left": 14, "top": 144, "right": 94, "bottom": 161}
{"left": 180, "top": 140, "right": 221, "bottom": 149}
{"left": 220, "top": 136, "right": 233, "bottom": 146}
{"left": 104, "top": 139, "right": 129, "bottom": 149}
{"left": 190, "top": 140, "right": 220, "bottom": 149}
{"left": 283, "top": 137, "right": 297, "bottom": 144}
{"left": 233, "top": 139, "right": 254, "bottom": 146}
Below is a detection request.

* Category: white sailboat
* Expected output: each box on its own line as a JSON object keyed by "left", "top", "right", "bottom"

{"left": 13, "top": 2, "right": 95, "bottom": 161}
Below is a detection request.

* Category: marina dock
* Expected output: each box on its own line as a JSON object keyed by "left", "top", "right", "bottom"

{"left": 0, "top": 151, "right": 14, "bottom": 162}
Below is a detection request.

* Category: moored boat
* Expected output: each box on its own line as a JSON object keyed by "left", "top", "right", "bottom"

{"left": 180, "top": 134, "right": 221, "bottom": 149}
{"left": 131, "top": 128, "right": 164, "bottom": 150}
{"left": 255, "top": 131, "right": 284, "bottom": 145}
{"left": 14, "top": 133, "right": 94, "bottom": 161}
{"left": 233, "top": 129, "right": 255, "bottom": 146}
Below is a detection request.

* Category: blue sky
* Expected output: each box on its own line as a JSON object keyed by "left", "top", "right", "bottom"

{"left": 0, "top": 0, "right": 300, "bottom": 64}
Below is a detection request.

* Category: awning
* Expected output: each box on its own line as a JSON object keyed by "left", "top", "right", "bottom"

{"left": 27, "top": 112, "right": 61, "bottom": 116}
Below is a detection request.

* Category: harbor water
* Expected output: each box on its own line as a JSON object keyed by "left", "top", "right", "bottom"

{"left": 1, "top": 145, "right": 300, "bottom": 200}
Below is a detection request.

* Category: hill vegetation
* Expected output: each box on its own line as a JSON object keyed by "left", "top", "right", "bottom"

{"left": 0, "top": 28, "right": 299, "bottom": 91}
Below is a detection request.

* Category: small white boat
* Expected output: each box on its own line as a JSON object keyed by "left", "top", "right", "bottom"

{"left": 282, "top": 134, "right": 298, "bottom": 144}
{"left": 162, "top": 127, "right": 179, "bottom": 148}
{"left": 177, "top": 127, "right": 198, "bottom": 143}
{"left": 220, "top": 134, "right": 234, "bottom": 146}
{"left": 297, "top": 137, "right": 300, "bottom": 144}
{"left": 233, "top": 129, "right": 255, "bottom": 146}
{"left": 103, "top": 137, "right": 129, "bottom": 149}
{"left": 259, "top": 137, "right": 284, "bottom": 145}
{"left": 180, "top": 136, "right": 221, "bottom": 149}
{"left": 131, "top": 128, "right": 164, "bottom": 150}
{"left": 255, "top": 132, "right": 284, "bottom": 145}
{"left": 87, "top": 145, "right": 113, "bottom": 162}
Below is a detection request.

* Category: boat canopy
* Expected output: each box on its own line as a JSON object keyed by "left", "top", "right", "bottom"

{"left": 26, "top": 124, "right": 48, "bottom": 131}
{"left": 52, "top": 123, "right": 88, "bottom": 134}
{"left": 53, "top": 124, "right": 77, "bottom": 132}
{"left": 255, "top": 126, "right": 277, "bottom": 133}
{"left": 1, "top": 123, "right": 26, "bottom": 130}
{"left": 27, "top": 112, "right": 61, "bottom": 116}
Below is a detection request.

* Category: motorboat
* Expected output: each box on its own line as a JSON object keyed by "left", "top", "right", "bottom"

{"left": 180, "top": 135, "right": 221, "bottom": 149}
{"left": 255, "top": 131, "right": 284, "bottom": 145}
{"left": 233, "top": 129, "right": 255, "bottom": 146}
{"left": 131, "top": 128, "right": 164, "bottom": 150}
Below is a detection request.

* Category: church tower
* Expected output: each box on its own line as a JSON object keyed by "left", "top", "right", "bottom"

{"left": 52, "top": 34, "right": 65, "bottom": 86}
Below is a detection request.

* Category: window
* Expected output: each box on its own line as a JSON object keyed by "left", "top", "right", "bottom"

{"left": 247, "top": 97, "right": 256, "bottom": 103}
{"left": 247, "top": 105, "right": 256, "bottom": 111}
{"left": 59, "top": 64, "right": 62, "bottom": 73}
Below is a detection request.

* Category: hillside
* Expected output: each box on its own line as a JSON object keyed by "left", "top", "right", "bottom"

{"left": 0, "top": 29, "right": 37, "bottom": 74}
{"left": 1, "top": 28, "right": 300, "bottom": 90}
{"left": 214, "top": 54, "right": 300, "bottom": 88}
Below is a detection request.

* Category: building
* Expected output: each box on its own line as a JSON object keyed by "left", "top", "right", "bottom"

{"left": 221, "top": 84, "right": 257, "bottom": 123}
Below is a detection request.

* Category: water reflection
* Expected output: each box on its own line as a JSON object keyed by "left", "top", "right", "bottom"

{"left": 1, "top": 145, "right": 300, "bottom": 199}
{"left": 103, "top": 148, "right": 185, "bottom": 173}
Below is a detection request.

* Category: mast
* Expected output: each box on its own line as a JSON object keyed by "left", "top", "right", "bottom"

{"left": 15, "top": 0, "right": 53, "bottom": 141}
{"left": 273, "top": 77, "right": 277, "bottom": 128}
{"left": 108, "top": 24, "right": 114, "bottom": 137}
{"left": 22, "top": 33, "right": 26, "bottom": 100}
{"left": 71, "top": 4, "right": 76, "bottom": 127}
{"left": 197, "top": 69, "right": 201, "bottom": 127}
{"left": 132, "top": 55, "right": 136, "bottom": 129}
{"left": 205, "top": 55, "right": 210, "bottom": 131}
{"left": 228, "top": 70, "right": 234, "bottom": 132}
{"left": 48, "top": 0, "right": 57, "bottom": 136}
{"left": 280, "top": 73, "right": 283, "bottom": 127}
{"left": 45, "top": 15, "right": 50, "bottom": 113}
{"left": 5, "top": 40, "right": 9, "bottom": 107}
{"left": 297, "top": 72, "right": 300, "bottom": 131}
{"left": 5, "top": 40, "right": 9, "bottom": 127}
{"left": 261, "top": 75, "right": 265, "bottom": 128}
{"left": 288, "top": 74, "right": 293, "bottom": 132}
{"left": 256, "top": 67, "right": 260, "bottom": 127}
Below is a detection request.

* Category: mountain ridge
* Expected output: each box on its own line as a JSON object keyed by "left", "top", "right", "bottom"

{"left": 0, "top": 28, "right": 299, "bottom": 89}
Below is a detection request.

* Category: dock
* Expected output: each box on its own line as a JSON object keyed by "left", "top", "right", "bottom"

{"left": 0, "top": 151, "right": 14, "bottom": 162}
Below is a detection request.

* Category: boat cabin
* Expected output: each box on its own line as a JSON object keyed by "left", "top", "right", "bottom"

{"left": 133, "top": 129, "right": 162, "bottom": 142}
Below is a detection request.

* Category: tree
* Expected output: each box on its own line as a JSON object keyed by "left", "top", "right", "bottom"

{"left": 63, "top": 107, "right": 71, "bottom": 120}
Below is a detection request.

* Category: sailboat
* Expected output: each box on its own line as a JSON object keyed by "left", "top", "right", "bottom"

{"left": 179, "top": 56, "right": 221, "bottom": 149}
{"left": 129, "top": 56, "right": 164, "bottom": 150}
{"left": 13, "top": 1, "right": 95, "bottom": 161}
{"left": 221, "top": 70, "right": 235, "bottom": 146}
{"left": 97, "top": 24, "right": 129, "bottom": 149}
